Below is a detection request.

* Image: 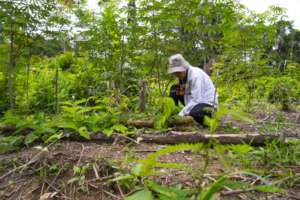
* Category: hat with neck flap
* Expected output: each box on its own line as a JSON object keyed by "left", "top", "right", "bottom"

{"left": 168, "top": 54, "right": 191, "bottom": 74}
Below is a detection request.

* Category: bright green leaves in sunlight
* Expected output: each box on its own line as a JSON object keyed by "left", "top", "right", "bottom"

{"left": 154, "top": 97, "right": 176, "bottom": 130}
{"left": 125, "top": 189, "right": 154, "bottom": 200}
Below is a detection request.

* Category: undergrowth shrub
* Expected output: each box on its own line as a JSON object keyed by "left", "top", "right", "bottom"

{"left": 153, "top": 97, "right": 177, "bottom": 130}
{"left": 57, "top": 52, "right": 74, "bottom": 71}
{"left": 256, "top": 76, "right": 300, "bottom": 110}
{"left": 27, "top": 67, "right": 73, "bottom": 113}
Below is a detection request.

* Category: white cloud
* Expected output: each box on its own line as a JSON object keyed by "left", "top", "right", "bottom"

{"left": 239, "top": 0, "right": 300, "bottom": 29}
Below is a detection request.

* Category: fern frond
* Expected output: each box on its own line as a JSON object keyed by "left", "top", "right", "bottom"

{"left": 154, "top": 162, "right": 186, "bottom": 170}
{"left": 154, "top": 97, "right": 176, "bottom": 129}
{"left": 198, "top": 176, "right": 226, "bottom": 200}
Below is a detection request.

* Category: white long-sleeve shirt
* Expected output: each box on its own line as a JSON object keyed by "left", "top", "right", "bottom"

{"left": 178, "top": 66, "right": 218, "bottom": 116}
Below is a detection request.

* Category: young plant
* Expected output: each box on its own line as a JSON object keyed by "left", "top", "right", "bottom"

{"left": 68, "top": 164, "right": 92, "bottom": 192}
{"left": 204, "top": 106, "right": 254, "bottom": 133}
{"left": 153, "top": 97, "right": 176, "bottom": 130}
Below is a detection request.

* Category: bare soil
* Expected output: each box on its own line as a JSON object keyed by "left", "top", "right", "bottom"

{"left": 0, "top": 108, "right": 299, "bottom": 200}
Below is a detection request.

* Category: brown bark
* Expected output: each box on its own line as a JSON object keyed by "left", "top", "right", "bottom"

{"left": 126, "top": 116, "right": 196, "bottom": 128}
{"left": 203, "top": 58, "right": 215, "bottom": 75}
{"left": 139, "top": 81, "right": 147, "bottom": 113}
{"left": 0, "top": 126, "right": 279, "bottom": 146}
{"left": 69, "top": 131, "right": 278, "bottom": 146}
{"left": 8, "top": 21, "right": 15, "bottom": 109}
{"left": 140, "top": 131, "right": 278, "bottom": 146}
{"left": 0, "top": 125, "right": 17, "bottom": 135}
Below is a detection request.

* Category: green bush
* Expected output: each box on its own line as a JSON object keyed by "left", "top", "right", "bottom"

{"left": 27, "top": 66, "right": 74, "bottom": 113}
{"left": 256, "top": 76, "right": 300, "bottom": 110}
{"left": 57, "top": 52, "right": 74, "bottom": 71}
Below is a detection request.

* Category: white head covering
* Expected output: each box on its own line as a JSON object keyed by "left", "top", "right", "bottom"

{"left": 168, "top": 54, "right": 191, "bottom": 74}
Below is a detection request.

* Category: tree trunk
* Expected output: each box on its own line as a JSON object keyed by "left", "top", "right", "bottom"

{"left": 203, "top": 58, "right": 214, "bottom": 75}
{"left": 139, "top": 81, "right": 147, "bottom": 112}
{"left": 8, "top": 21, "right": 15, "bottom": 110}
{"left": 55, "top": 63, "right": 59, "bottom": 114}
{"left": 26, "top": 47, "right": 32, "bottom": 112}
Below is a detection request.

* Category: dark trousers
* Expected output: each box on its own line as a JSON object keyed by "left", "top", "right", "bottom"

{"left": 170, "top": 85, "right": 213, "bottom": 126}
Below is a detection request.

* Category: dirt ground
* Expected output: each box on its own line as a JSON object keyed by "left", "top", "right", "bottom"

{"left": 0, "top": 108, "right": 299, "bottom": 200}
{"left": 0, "top": 140, "right": 300, "bottom": 200}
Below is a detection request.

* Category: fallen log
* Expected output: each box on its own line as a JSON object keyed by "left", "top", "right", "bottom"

{"left": 0, "top": 124, "right": 16, "bottom": 135}
{"left": 66, "top": 131, "right": 279, "bottom": 146}
{"left": 126, "top": 116, "right": 196, "bottom": 128}
{"left": 0, "top": 124, "right": 32, "bottom": 136}
{"left": 140, "top": 131, "right": 278, "bottom": 146}
{"left": 126, "top": 119, "right": 154, "bottom": 128}
{"left": 0, "top": 125, "right": 280, "bottom": 146}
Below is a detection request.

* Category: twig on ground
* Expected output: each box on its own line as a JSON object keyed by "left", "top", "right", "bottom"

{"left": 117, "top": 181, "right": 125, "bottom": 199}
{"left": 45, "top": 167, "right": 64, "bottom": 193}
{"left": 76, "top": 144, "right": 85, "bottom": 166}
{"left": 40, "top": 182, "right": 45, "bottom": 198}
{"left": 87, "top": 175, "right": 115, "bottom": 183}
{"left": 221, "top": 189, "right": 255, "bottom": 196}
{"left": 0, "top": 178, "right": 26, "bottom": 190}
{"left": 6, "top": 182, "right": 25, "bottom": 199}
{"left": 204, "top": 174, "right": 248, "bottom": 200}
{"left": 118, "top": 134, "right": 140, "bottom": 144}
{"left": 88, "top": 183, "right": 98, "bottom": 189}
{"left": 0, "top": 147, "right": 49, "bottom": 180}
{"left": 0, "top": 140, "right": 60, "bottom": 181}
{"left": 44, "top": 180, "right": 71, "bottom": 200}
{"left": 93, "top": 163, "right": 100, "bottom": 180}
{"left": 103, "top": 189, "right": 121, "bottom": 200}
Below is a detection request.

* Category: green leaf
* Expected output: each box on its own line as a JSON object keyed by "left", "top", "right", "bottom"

{"left": 25, "top": 132, "right": 40, "bottom": 145}
{"left": 154, "top": 97, "right": 176, "bottom": 130}
{"left": 147, "top": 181, "right": 189, "bottom": 200}
{"left": 78, "top": 127, "right": 90, "bottom": 140}
{"left": 112, "top": 174, "right": 133, "bottom": 182}
{"left": 44, "top": 132, "right": 63, "bottom": 144}
{"left": 204, "top": 117, "right": 218, "bottom": 133}
{"left": 111, "top": 124, "right": 128, "bottom": 134}
{"left": 56, "top": 121, "right": 77, "bottom": 130}
{"left": 255, "top": 185, "right": 284, "bottom": 193}
{"left": 73, "top": 166, "right": 81, "bottom": 174}
{"left": 103, "top": 128, "right": 114, "bottom": 136}
{"left": 0, "top": 136, "right": 24, "bottom": 154}
{"left": 198, "top": 176, "right": 226, "bottom": 200}
{"left": 125, "top": 189, "right": 154, "bottom": 200}
{"left": 229, "top": 144, "right": 253, "bottom": 154}
{"left": 131, "top": 163, "right": 146, "bottom": 177}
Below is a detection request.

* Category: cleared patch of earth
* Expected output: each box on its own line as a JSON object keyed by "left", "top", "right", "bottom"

{"left": 0, "top": 140, "right": 299, "bottom": 200}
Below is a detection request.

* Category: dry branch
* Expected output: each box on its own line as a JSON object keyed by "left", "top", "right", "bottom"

{"left": 0, "top": 125, "right": 279, "bottom": 146}
{"left": 126, "top": 116, "right": 196, "bottom": 128}
{"left": 139, "top": 131, "right": 278, "bottom": 146}
{"left": 67, "top": 131, "right": 279, "bottom": 146}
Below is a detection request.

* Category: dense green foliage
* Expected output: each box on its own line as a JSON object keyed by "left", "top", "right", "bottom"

{"left": 0, "top": 0, "right": 299, "bottom": 115}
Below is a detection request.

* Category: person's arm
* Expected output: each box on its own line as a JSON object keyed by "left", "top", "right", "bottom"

{"left": 178, "top": 76, "right": 203, "bottom": 116}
